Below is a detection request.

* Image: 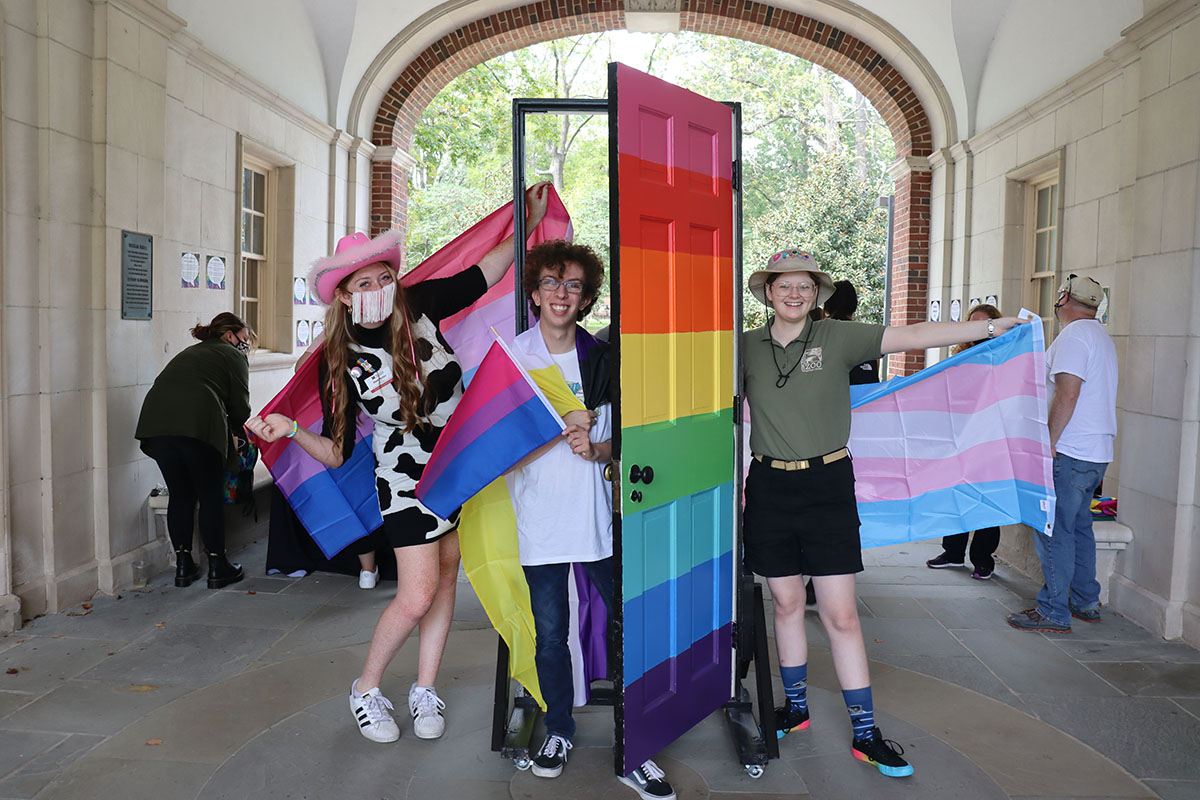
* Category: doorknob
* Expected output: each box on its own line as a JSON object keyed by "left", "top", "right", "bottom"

{"left": 629, "top": 464, "right": 654, "bottom": 484}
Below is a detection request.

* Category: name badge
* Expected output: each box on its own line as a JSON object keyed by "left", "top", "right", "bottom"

{"left": 364, "top": 363, "right": 394, "bottom": 394}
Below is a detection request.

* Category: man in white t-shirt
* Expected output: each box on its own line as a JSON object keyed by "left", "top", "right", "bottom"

{"left": 1008, "top": 274, "right": 1118, "bottom": 634}
{"left": 506, "top": 240, "right": 674, "bottom": 800}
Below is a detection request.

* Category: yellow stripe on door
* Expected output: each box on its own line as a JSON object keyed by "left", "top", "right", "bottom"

{"left": 621, "top": 331, "right": 733, "bottom": 428}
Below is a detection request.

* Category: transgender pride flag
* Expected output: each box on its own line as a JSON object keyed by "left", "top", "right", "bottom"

{"left": 416, "top": 338, "right": 565, "bottom": 519}
{"left": 849, "top": 318, "right": 1056, "bottom": 548}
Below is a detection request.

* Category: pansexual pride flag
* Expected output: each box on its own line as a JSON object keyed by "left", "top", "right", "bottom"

{"left": 416, "top": 337, "right": 565, "bottom": 519}
{"left": 254, "top": 187, "right": 573, "bottom": 558}
{"left": 848, "top": 318, "right": 1056, "bottom": 547}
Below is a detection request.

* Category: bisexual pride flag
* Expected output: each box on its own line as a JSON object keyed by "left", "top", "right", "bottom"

{"left": 256, "top": 350, "right": 381, "bottom": 559}
{"left": 254, "top": 187, "right": 573, "bottom": 558}
{"left": 416, "top": 337, "right": 566, "bottom": 519}
{"left": 848, "top": 318, "right": 1056, "bottom": 547}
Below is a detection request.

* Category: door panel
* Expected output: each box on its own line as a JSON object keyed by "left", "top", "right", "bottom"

{"left": 611, "top": 62, "right": 736, "bottom": 775}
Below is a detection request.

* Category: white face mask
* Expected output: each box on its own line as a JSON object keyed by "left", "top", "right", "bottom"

{"left": 350, "top": 282, "right": 395, "bottom": 325}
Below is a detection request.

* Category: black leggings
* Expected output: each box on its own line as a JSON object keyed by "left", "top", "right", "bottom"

{"left": 141, "top": 436, "right": 226, "bottom": 554}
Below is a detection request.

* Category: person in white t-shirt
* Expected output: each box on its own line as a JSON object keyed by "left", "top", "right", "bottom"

{"left": 1007, "top": 274, "right": 1118, "bottom": 633}
{"left": 506, "top": 240, "right": 674, "bottom": 800}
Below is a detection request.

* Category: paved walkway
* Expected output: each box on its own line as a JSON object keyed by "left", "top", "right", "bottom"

{"left": 0, "top": 538, "right": 1196, "bottom": 800}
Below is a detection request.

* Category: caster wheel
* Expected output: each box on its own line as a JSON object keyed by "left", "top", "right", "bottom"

{"left": 745, "top": 764, "right": 764, "bottom": 779}
{"left": 514, "top": 757, "right": 532, "bottom": 771}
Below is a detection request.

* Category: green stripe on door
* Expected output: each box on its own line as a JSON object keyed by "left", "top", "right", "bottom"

{"left": 621, "top": 407, "right": 735, "bottom": 513}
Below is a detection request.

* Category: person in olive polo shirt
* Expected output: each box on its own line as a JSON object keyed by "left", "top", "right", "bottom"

{"left": 743, "top": 250, "right": 1024, "bottom": 778}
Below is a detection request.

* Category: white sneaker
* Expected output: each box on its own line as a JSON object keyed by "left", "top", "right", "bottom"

{"left": 408, "top": 683, "right": 446, "bottom": 739}
{"left": 358, "top": 568, "right": 379, "bottom": 589}
{"left": 349, "top": 680, "right": 399, "bottom": 742}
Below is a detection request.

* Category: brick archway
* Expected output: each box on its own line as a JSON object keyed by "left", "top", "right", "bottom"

{"left": 370, "top": 0, "right": 933, "bottom": 372}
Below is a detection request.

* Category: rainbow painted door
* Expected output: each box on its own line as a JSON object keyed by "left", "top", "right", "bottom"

{"left": 609, "top": 63, "right": 736, "bottom": 774}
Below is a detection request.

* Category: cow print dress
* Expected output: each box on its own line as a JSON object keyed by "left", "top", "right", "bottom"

{"left": 323, "top": 266, "right": 486, "bottom": 548}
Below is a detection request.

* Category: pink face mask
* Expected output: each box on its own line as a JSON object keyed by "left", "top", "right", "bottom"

{"left": 350, "top": 283, "right": 395, "bottom": 325}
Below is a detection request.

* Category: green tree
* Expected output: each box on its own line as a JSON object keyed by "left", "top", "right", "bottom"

{"left": 744, "top": 150, "right": 889, "bottom": 330}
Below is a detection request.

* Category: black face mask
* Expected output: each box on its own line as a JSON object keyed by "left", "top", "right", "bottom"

{"left": 233, "top": 339, "right": 250, "bottom": 354}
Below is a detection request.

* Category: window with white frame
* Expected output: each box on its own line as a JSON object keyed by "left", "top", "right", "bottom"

{"left": 1023, "top": 172, "right": 1060, "bottom": 341}
{"left": 240, "top": 159, "right": 270, "bottom": 349}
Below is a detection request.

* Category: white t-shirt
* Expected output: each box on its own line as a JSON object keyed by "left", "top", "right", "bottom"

{"left": 1046, "top": 318, "right": 1118, "bottom": 463}
{"left": 507, "top": 336, "right": 613, "bottom": 567}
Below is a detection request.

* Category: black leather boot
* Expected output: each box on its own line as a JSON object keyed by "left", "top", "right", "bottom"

{"left": 206, "top": 552, "right": 244, "bottom": 589}
{"left": 175, "top": 549, "right": 202, "bottom": 587}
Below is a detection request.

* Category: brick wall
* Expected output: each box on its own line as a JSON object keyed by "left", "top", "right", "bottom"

{"left": 369, "top": 0, "right": 933, "bottom": 372}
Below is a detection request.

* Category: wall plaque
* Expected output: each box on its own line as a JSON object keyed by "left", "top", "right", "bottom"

{"left": 122, "top": 231, "right": 153, "bottom": 320}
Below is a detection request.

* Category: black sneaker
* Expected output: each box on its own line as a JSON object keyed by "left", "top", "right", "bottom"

{"left": 774, "top": 703, "right": 810, "bottom": 739}
{"left": 618, "top": 759, "right": 675, "bottom": 799}
{"left": 1070, "top": 604, "right": 1102, "bottom": 622}
{"left": 531, "top": 734, "right": 571, "bottom": 778}
{"left": 926, "top": 553, "right": 965, "bottom": 569}
{"left": 851, "top": 727, "right": 914, "bottom": 777}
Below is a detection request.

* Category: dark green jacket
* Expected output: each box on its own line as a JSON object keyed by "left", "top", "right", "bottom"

{"left": 136, "top": 338, "right": 251, "bottom": 468}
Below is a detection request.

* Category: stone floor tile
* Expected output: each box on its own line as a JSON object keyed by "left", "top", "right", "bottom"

{"left": 1142, "top": 779, "right": 1200, "bottom": 800}
{"left": 955, "top": 630, "right": 1124, "bottom": 698}
{"left": 0, "top": 680, "right": 189, "bottom": 735}
{"left": 32, "top": 757, "right": 213, "bottom": 800}
{"left": 171, "top": 589, "right": 324, "bottom": 629}
{"left": 276, "top": 572, "right": 357, "bottom": 601}
{"left": 1173, "top": 697, "right": 1200, "bottom": 719}
{"left": 0, "top": 733, "right": 103, "bottom": 799}
{"left": 78, "top": 622, "right": 283, "bottom": 688}
{"left": 1084, "top": 661, "right": 1200, "bottom": 697}
{"left": 786, "top": 732, "right": 1007, "bottom": 800}
{"left": 0, "top": 637, "right": 122, "bottom": 695}
{"left": 1021, "top": 695, "right": 1200, "bottom": 781}
{"left": 870, "top": 654, "right": 1030, "bottom": 712}
{"left": 918, "top": 597, "right": 1018, "bottom": 631}
{"left": 0, "top": 694, "right": 31, "bottom": 721}
{"left": 221, "top": 575, "right": 295, "bottom": 594}
{"left": 873, "top": 667, "right": 1152, "bottom": 798}
{"left": 252, "top": 603, "right": 381, "bottom": 665}
{"left": 1052, "top": 638, "right": 1200, "bottom": 663}
{"left": 408, "top": 777, "right": 511, "bottom": 800}
{"left": 87, "top": 646, "right": 364, "bottom": 765}
{"left": 0, "top": 731, "right": 67, "bottom": 785}
{"left": 859, "top": 596, "right": 933, "bottom": 619}
{"left": 859, "top": 618, "right": 973, "bottom": 658}
{"left": 1064, "top": 613, "right": 1163, "bottom": 644}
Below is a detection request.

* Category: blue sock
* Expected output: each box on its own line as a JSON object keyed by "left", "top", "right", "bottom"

{"left": 780, "top": 664, "right": 808, "bottom": 713}
{"left": 842, "top": 686, "right": 875, "bottom": 741}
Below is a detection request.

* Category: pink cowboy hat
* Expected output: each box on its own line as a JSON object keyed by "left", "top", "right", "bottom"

{"left": 307, "top": 230, "right": 405, "bottom": 305}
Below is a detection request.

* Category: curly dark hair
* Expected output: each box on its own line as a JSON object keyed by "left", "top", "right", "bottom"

{"left": 523, "top": 240, "right": 605, "bottom": 319}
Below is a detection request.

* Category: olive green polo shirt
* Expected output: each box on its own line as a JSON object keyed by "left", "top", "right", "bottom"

{"left": 742, "top": 318, "right": 885, "bottom": 460}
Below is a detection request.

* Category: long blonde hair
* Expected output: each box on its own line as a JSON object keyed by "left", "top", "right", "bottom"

{"left": 952, "top": 303, "right": 1002, "bottom": 354}
{"left": 320, "top": 265, "right": 426, "bottom": 453}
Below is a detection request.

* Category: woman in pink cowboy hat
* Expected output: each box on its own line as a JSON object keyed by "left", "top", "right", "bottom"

{"left": 246, "top": 182, "right": 551, "bottom": 744}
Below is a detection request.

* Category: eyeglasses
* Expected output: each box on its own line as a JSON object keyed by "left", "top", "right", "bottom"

{"left": 537, "top": 277, "right": 585, "bottom": 294}
{"left": 772, "top": 281, "right": 816, "bottom": 296}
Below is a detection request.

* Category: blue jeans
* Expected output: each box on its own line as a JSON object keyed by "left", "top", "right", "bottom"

{"left": 521, "top": 558, "right": 614, "bottom": 741}
{"left": 1034, "top": 453, "right": 1107, "bottom": 625}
